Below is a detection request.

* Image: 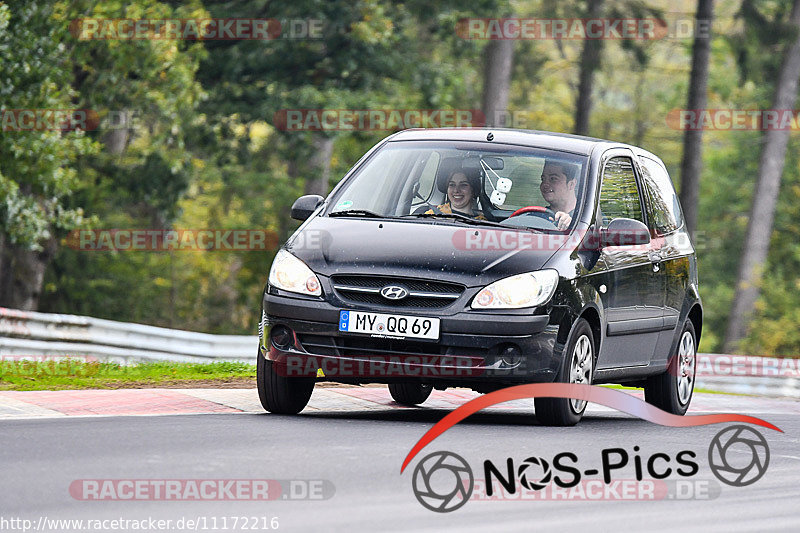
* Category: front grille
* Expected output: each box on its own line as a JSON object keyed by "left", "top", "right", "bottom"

{"left": 296, "top": 333, "right": 486, "bottom": 361}
{"left": 338, "top": 291, "right": 454, "bottom": 308}
{"left": 331, "top": 275, "right": 464, "bottom": 309}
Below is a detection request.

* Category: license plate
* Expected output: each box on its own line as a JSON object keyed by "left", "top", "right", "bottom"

{"left": 338, "top": 310, "right": 440, "bottom": 340}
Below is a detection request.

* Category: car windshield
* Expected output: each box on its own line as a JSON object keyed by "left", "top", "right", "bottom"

{"left": 325, "top": 140, "right": 588, "bottom": 231}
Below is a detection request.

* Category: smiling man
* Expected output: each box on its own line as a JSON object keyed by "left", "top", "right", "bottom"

{"left": 540, "top": 160, "right": 578, "bottom": 230}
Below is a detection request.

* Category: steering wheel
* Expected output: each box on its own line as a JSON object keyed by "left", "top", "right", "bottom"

{"left": 508, "top": 205, "right": 557, "bottom": 221}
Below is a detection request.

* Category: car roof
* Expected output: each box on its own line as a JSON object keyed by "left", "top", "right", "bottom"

{"left": 388, "top": 128, "right": 618, "bottom": 156}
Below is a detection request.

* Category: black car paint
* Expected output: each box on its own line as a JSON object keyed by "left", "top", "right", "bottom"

{"left": 261, "top": 128, "right": 702, "bottom": 390}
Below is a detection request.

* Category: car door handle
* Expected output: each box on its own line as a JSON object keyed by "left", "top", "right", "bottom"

{"left": 649, "top": 252, "right": 662, "bottom": 272}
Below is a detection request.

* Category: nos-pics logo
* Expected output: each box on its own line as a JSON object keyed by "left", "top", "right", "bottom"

{"left": 411, "top": 425, "right": 770, "bottom": 512}
{"left": 402, "top": 384, "right": 781, "bottom": 513}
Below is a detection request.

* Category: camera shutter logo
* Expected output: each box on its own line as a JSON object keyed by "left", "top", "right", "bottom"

{"left": 708, "top": 425, "right": 770, "bottom": 487}
{"left": 518, "top": 456, "right": 552, "bottom": 491}
{"left": 380, "top": 285, "right": 408, "bottom": 300}
{"left": 412, "top": 451, "right": 473, "bottom": 513}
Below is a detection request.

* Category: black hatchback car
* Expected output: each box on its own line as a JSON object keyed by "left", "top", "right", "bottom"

{"left": 258, "top": 128, "right": 701, "bottom": 425}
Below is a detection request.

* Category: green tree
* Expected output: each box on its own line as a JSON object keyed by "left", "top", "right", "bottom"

{"left": 40, "top": 0, "right": 209, "bottom": 326}
{"left": 0, "top": 2, "right": 98, "bottom": 309}
{"left": 724, "top": 0, "right": 800, "bottom": 353}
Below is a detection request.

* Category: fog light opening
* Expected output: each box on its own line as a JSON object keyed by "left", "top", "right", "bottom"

{"left": 498, "top": 344, "right": 523, "bottom": 367}
{"left": 270, "top": 326, "right": 295, "bottom": 350}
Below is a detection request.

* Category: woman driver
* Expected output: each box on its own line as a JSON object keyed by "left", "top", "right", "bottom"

{"left": 426, "top": 169, "right": 486, "bottom": 219}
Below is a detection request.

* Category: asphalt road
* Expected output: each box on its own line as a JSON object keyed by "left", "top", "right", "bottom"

{"left": 1, "top": 401, "right": 799, "bottom": 532}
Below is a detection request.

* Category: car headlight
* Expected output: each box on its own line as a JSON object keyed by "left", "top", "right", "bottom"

{"left": 471, "top": 270, "right": 559, "bottom": 309}
{"left": 268, "top": 249, "right": 322, "bottom": 296}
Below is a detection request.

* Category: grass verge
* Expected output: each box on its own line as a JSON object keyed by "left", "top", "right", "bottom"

{"left": 0, "top": 360, "right": 735, "bottom": 395}
{"left": 0, "top": 360, "right": 256, "bottom": 391}
{"left": 600, "top": 383, "right": 735, "bottom": 396}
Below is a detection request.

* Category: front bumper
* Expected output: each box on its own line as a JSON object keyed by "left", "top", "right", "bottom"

{"left": 261, "top": 290, "right": 564, "bottom": 387}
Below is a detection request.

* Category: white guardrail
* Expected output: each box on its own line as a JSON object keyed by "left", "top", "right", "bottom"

{"left": 0, "top": 307, "right": 798, "bottom": 399}
{"left": 0, "top": 307, "right": 258, "bottom": 364}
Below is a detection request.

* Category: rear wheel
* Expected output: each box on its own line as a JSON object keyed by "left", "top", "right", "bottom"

{"left": 257, "top": 351, "right": 315, "bottom": 414}
{"left": 388, "top": 383, "right": 433, "bottom": 406}
{"left": 535, "top": 318, "right": 595, "bottom": 426}
{"left": 644, "top": 321, "right": 696, "bottom": 415}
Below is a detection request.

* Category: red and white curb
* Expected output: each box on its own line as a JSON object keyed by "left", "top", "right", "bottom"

{"left": 0, "top": 387, "right": 798, "bottom": 420}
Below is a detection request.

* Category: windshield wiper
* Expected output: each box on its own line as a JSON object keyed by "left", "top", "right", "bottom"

{"left": 328, "top": 209, "right": 386, "bottom": 218}
{"left": 401, "top": 212, "right": 504, "bottom": 227}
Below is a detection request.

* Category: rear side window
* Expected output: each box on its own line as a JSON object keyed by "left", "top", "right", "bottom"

{"left": 639, "top": 157, "right": 683, "bottom": 234}
{"left": 598, "top": 156, "right": 643, "bottom": 227}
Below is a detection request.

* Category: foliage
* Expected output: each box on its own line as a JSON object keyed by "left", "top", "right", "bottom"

{"left": 1, "top": 0, "right": 797, "bottom": 356}
{"left": 0, "top": 2, "right": 98, "bottom": 249}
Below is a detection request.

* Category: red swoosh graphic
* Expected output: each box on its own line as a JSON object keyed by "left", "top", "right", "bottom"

{"left": 400, "top": 383, "right": 782, "bottom": 473}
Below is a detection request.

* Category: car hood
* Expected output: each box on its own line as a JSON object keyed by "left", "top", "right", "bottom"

{"left": 284, "top": 216, "right": 563, "bottom": 287}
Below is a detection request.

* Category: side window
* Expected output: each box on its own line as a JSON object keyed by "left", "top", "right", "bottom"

{"left": 598, "top": 156, "right": 643, "bottom": 227}
{"left": 639, "top": 157, "right": 683, "bottom": 234}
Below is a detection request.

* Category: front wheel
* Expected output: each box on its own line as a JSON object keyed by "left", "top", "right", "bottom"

{"left": 257, "top": 352, "right": 315, "bottom": 414}
{"left": 388, "top": 383, "right": 433, "bottom": 406}
{"left": 535, "top": 318, "right": 595, "bottom": 426}
{"left": 644, "top": 321, "right": 696, "bottom": 415}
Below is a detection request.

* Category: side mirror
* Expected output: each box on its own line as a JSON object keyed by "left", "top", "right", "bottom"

{"left": 602, "top": 218, "right": 651, "bottom": 247}
{"left": 291, "top": 195, "right": 324, "bottom": 221}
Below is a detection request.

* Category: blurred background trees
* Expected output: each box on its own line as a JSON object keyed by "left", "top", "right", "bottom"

{"left": 3, "top": 0, "right": 800, "bottom": 355}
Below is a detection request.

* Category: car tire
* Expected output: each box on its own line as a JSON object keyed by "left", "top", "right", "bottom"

{"left": 644, "top": 320, "right": 696, "bottom": 415}
{"left": 388, "top": 383, "right": 433, "bottom": 406}
{"left": 257, "top": 351, "right": 315, "bottom": 414}
{"left": 535, "top": 318, "right": 595, "bottom": 427}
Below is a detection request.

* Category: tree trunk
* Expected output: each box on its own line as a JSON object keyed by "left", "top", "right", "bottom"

{"left": 573, "top": 0, "right": 604, "bottom": 136}
{"left": 275, "top": 134, "right": 335, "bottom": 244}
{"left": 0, "top": 237, "right": 57, "bottom": 310}
{"left": 723, "top": 0, "right": 800, "bottom": 353}
{"left": 633, "top": 71, "right": 647, "bottom": 147}
{"left": 101, "top": 124, "right": 130, "bottom": 155}
{"left": 679, "top": 0, "right": 714, "bottom": 236}
{"left": 0, "top": 233, "right": 10, "bottom": 304}
{"left": 303, "top": 134, "right": 334, "bottom": 197}
{"left": 481, "top": 39, "right": 515, "bottom": 127}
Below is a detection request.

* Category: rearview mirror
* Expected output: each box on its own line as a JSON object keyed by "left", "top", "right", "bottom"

{"left": 602, "top": 218, "right": 651, "bottom": 247}
{"left": 481, "top": 156, "right": 504, "bottom": 170}
{"left": 291, "top": 195, "right": 324, "bottom": 221}
{"left": 462, "top": 156, "right": 504, "bottom": 171}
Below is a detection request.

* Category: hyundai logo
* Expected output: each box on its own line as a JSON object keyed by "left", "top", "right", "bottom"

{"left": 380, "top": 285, "right": 409, "bottom": 300}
